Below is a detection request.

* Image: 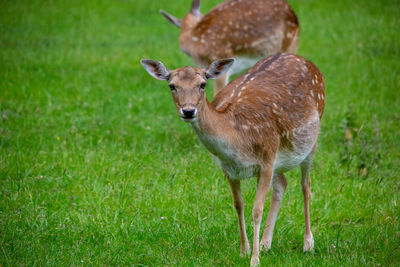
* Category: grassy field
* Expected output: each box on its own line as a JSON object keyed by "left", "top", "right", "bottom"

{"left": 1, "top": 0, "right": 399, "bottom": 266}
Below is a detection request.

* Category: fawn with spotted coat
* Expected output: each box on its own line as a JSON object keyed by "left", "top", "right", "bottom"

{"left": 141, "top": 53, "right": 325, "bottom": 266}
{"left": 161, "top": 0, "right": 299, "bottom": 96}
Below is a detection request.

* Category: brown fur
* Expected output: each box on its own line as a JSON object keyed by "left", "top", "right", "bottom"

{"left": 185, "top": 0, "right": 299, "bottom": 62}
{"left": 209, "top": 53, "right": 325, "bottom": 161}
{"left": 162, "top": 0, "right": 300, "bottom": 96}
{"left": 141, "top": 53, "right": 325, "bottom": 266}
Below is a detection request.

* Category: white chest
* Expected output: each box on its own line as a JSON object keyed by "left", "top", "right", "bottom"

{"left": 192, "top": 125, "right": 258, "bottom": 180}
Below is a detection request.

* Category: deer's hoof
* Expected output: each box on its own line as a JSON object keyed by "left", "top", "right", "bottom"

{"left": 303, "top": 232, "right": 314, "bottom": 253}
{"left": 240, "top": 245, "right": 251, "bottom": 257}
{"left": 260, "top": 239, "right": 272, "bottom": 252}
{"left": 250, "top": 255, "right": 259, "bottom": 267}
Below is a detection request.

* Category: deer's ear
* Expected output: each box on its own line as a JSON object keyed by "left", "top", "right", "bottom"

{"left": 190, "top": 0, "right": 201, "bottom": 15}
{"left": 160, "top": 10, "right": 181, "bottom": 28}
{"left": 141, "top": 59, "right": 170, "bottom": 81}
{"left": 205, "top": 58, "right": 234, "bottom": 79}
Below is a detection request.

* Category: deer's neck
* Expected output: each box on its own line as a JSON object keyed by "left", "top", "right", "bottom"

{"left": 189, "top": 99, "right": 235, "bottom": 155}
{"left": 179, "top": 31, "right": 198, "bottom": 57}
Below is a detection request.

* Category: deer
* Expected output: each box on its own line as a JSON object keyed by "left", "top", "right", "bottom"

{"left": 140, "top": 52, "right": 325, "bottom": 266}
{"left": 160, "top": 0, "right": 299, "bottom": 96}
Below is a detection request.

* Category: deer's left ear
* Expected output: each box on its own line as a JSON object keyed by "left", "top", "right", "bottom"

{"left": 205, "top": 58, "right": 234, "bottom": 79}
{"left": 141, "top": 59, "right": 170, "bottom": 80}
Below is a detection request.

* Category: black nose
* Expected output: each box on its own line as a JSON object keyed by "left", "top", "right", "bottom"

{"left": 182, "top": 108, "right": 196, "bottom": 119}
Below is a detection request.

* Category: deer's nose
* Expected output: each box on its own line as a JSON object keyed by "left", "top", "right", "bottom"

{"left": 182, "top": 108, "right": 196, "bottom": 119}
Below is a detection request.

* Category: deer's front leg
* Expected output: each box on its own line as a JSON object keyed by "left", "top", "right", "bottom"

{"left": 227, "top": 176, "right": 251, "bottom": 257}
{"left": 260, "top": 173, "right": 287, "bottom": 251}
{"left": 251, "top": 166, "right": 273, "bottom": 266}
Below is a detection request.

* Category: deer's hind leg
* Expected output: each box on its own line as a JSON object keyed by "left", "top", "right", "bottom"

{"left": 300, "top": 146, "right": 316, "bottom": 252}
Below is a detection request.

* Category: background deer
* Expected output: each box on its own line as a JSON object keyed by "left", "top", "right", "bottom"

{"left": 160, "top": 0, "right": 299, "bottom": 96}
{"left": 141, "top": 53, "right": 325, "bottom": 266}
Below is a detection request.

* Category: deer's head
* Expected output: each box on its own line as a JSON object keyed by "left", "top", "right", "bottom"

{"left": 160, "top": 0, "right": 202, "bottom": 32}
{"left": 141, "top": 58, "right": 234, "bottom": 122}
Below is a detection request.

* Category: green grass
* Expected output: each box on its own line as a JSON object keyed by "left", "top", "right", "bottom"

{"left": 1, "top": 0, "right": 399, "bottom": 266}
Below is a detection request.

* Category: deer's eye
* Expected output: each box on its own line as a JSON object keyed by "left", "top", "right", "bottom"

{"left": 169, "top": 84, "right": 176, "bottom": 91}
{"left": 200, "top": 82, "right": 206, "bottom": 90}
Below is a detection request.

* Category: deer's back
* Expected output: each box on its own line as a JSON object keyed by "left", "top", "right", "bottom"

{"left": 213, "top": 53, "right": 325, "bottom": 149}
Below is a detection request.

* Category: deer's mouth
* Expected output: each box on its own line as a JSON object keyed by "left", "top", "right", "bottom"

{"left": 181, "top": 116, "right": 197, "bottom": 122}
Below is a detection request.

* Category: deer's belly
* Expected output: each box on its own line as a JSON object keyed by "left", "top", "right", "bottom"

{"left": 274, "top": 111, "right": 320, "bottom": 174}
{"left": 273, "top": 147, "right": 311, "bottom": 174}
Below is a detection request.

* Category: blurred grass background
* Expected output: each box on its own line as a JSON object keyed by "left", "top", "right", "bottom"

{"left": 0, "top": 0, "right": 399, "bottom": 265}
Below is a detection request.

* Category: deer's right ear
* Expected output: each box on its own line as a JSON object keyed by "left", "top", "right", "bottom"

{"left": 141, "top": 60, "right": 170, "bottom": 81}
{"left": 160, "top": 10, "right": 181, "bottom": 28}
{"left": 190, "top": 0, "right": 201, "bottom": 15}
